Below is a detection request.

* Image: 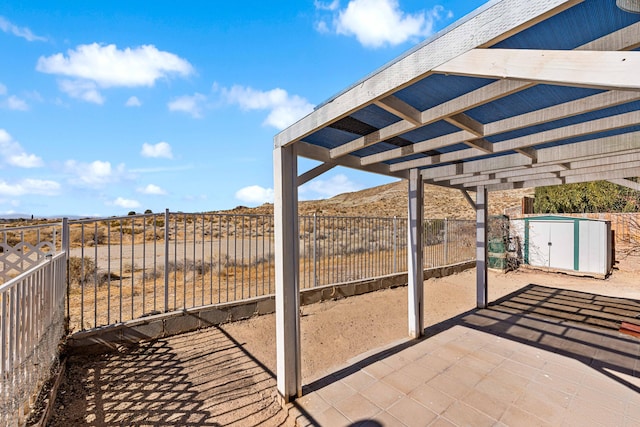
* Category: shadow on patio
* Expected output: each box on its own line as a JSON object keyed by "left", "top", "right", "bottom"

{"left": 294, "top": 285, "right": 640, "bottom": 426}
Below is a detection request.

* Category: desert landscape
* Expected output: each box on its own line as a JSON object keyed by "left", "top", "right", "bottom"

{"left": 39, "top": 182, "right": 640, "bottom": 426}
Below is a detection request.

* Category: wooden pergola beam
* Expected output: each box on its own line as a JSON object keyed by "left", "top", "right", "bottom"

{"left": 434, "top": 49, "right": 640, "bottom": 91}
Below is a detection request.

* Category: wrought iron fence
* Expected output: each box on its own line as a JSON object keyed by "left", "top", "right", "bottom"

{"left": 1, "top": 251, "right": 67, "bottom": 426}
{"left": 1, "top": 212, "right": 476, "bottom": 332}
{"left": 64, "top": 212, "right": 474, "bottom": 331}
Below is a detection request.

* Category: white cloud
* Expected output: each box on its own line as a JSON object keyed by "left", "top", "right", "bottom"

{"left": 300, "top": 174, "right": 362, "bottom": 199}
{"left": 129, "top": 164, "right": 193, "bottom": 174}
{"left": 6, "top": 95, "right": 29, "bottom": 111}
{"left": 0, "top": 198, "right": 20, "bottom": 213}
{"left": 112, "top": 197, "right": 141, "bottom": 209}
{"left": 37, "top": 43, "right": 194, "bottom": 87}
{"left": 0, "top": 16, "right": 47, "bottom": 42}
{"left": 0, "top": 129, "right": 44, "bottom": 168}
{"left": 138, "top": 184, "right": 167, "bottom": 195}
{"left": 0, "top": 84, "right": 31, "bottom": 111}
{"left": 0, "top": 179, "right": 60, "bottom": 196}
{"left": 314, "top": 0, "right": 340, "bottom": 11}
{"left": 235, "top": 185, "right": 274, "bottom": 205}
{"left": 64, "top": 159, "right": 128, "bottom": 187}
{"left": 8, "top": 153, "right": 42, "bottom": 168}
{"left": 316, "top": 0, "right": 449, "bottom": 48}
{"left": 125, "top": 96, "right": 141, "bottom": 107}
{"left": 167, "top": 93, "right": 206, "bottom": 118}
{"left": 58, "top": 79, "right": 104, "bottom": 104}
{"left": 37, "top": 43, "right": 194, "bottom": 103}
{"left": 221, "top": 85, "right": 314, "bottom": 130}
{"left": 235, "top": 175, "right": 361, "bottom": 205}
{"left": 141, "top": 142, "right": 173, "bottom": 159}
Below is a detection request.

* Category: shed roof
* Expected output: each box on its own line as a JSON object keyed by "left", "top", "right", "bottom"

{"left": 275, "top": 0, "right": 640, "bottom": 192}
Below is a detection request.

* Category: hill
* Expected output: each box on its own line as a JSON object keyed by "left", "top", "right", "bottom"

{"left": 226, "top": 180, "right": 534, "bottom": 219}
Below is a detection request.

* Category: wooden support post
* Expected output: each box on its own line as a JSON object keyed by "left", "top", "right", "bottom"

{"left": 274, "top": 145, "right": 301, "bottom": 402}
{"left": 476, "top": 186, "right": 488, "bottom": 308}
{"left": 408, "top": 169, "right": 424, "bottom": 338}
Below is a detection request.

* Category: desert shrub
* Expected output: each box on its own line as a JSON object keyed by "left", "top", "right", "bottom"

{"left": 68, "top": 256, "right": 97, "bottom": 284}
{"left": 251, "top": 253, "right": 274, "bottom": 266}
{"left": 142, "top": 268, "right": 163, "bottom": 281}
{"left": 144, "top": 230, "right": 164, "bottom": 241}
{"left": 123, "top": 262, "right": 138, "bottom": 273}
{"left": 69, "top": 229, "right": 83, "bottom": 245}
{"left": 186, "top": 259, "right": 211, "bottom": 275}
{"left": 221, "top": 255, "right": 243, "bottom": 268}
{"left": 86, "top": 227, "right": 106, "bottom": 245}
{"left": 165, "top": 260, "right": 185, "bottom": 273}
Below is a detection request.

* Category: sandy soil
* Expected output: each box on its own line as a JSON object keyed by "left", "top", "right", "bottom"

{"left": 223, "top": 254, "right": 640, "bottom": 384}
{"left": 45, "top": 252, "right": 639, "bottom": 426}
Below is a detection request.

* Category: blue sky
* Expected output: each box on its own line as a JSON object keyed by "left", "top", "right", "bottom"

{"left": 1, "top": 0, "right": 487, "bottom": 217}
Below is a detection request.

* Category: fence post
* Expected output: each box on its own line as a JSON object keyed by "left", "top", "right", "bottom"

{"left": 164, "top": 209, "right": 170, "bottom": 312}
{"left": 393, "top": 216, "right": 397, "bottom": 273}
{"left": 444, "top": 218, "right": 448, "bottom": 265}
{"left": 313, "top": 213, "right": 317, "bottom": 287}
{"left": 62, "top": 217, "right": 69, "bottom": 328}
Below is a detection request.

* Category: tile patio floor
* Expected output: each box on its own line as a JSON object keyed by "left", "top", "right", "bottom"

{"left": 290, "top": 285, "right": 640, "bottom": 426}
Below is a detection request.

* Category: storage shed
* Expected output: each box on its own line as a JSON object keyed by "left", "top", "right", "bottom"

{"left": 510, "top": 216, "right": 613, "bottom": 277}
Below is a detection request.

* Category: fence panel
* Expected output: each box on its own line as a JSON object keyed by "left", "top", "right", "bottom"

{"left": 66, "top": 213, "right": 476, "bottom": 331}
{"left": 66, "top": 212, "right": 277, "bottom": 331}
{"left": 0, "top": 222, "right": 63, "bottom": 283}
{"left": 0, "top": 252, "right": 66, "bottom": 426}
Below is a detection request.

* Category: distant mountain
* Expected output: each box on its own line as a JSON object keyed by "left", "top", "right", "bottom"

{"left": 223, "top": 181, "right": 534, "bottom": 219}
{"left": 1, "top": 182, "right": 534, "bottom": 223}
{"left": 0, "top": 214, "right": 85, "bottom": 221}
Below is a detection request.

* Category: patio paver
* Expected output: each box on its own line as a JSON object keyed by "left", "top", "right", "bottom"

{"left": 292, "top": 285, "right": 640, "bottom": 426}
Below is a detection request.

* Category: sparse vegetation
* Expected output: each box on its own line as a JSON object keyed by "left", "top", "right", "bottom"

{"left": 68, "top": 256, "right": 97, "bottom": 285}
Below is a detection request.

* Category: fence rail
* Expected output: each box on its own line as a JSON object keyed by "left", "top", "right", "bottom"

{"left": 1, "top": 251, "right": 67, "bottom": 426}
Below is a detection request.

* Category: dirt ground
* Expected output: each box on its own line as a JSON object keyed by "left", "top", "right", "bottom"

{"left": 46, "top": 253, "right": 639, "bottom": 426}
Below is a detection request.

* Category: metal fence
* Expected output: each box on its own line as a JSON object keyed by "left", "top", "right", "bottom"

{"left": 1, "top": 212, "right": 475, "bottom": 332}
{"left": 298, "top": 216, "right": 475, "bottom": 286}
{"left": 1, "top": 251, "right": 67, "bottom": 427}
{"left": 63, "top": 212, "right": 474, "bottom": 331}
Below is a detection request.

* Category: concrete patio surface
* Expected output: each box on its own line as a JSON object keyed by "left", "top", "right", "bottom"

{"left": 291, "top": 285, "right": 640, "bottom": 426}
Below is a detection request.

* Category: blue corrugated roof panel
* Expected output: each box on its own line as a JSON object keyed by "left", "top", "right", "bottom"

{"left": 436, "top": 143, "right": 473, "bottom": 154}
{"left": 351, "top": 142, "right": 404, "bottom": 158}
{"left": 486, "top": 100, "right": 640, "bottom": 143}
{"left": 493, "top": 0, "right": 640, "bottom": 50}
{"left": 534, "top": 124, "right": 640, "bottom": 150}
{"left": 302, "top": 127, "right": 359, "bottom": 150}
{"left": 394, "top": 74, "right": 496, "bottom": 111}
{"left": 400, "top": 120, "right": 461, "bottom": 143}
{"left": 466, "top": 85, "right": 602, "bottom": 124}
{"left": 350, "top": 104, "right": 403, "bottom": 129}
{"left": 385, "top": 153, "right": 428, "bottom": 165}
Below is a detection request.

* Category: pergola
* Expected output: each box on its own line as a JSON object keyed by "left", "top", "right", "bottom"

{"left": 273, "top": 0, "right": 640, "bottom": 401}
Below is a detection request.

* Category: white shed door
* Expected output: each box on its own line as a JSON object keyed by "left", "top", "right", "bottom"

{"left": 528, "top": 221, "right": 575, "bottom": 270}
